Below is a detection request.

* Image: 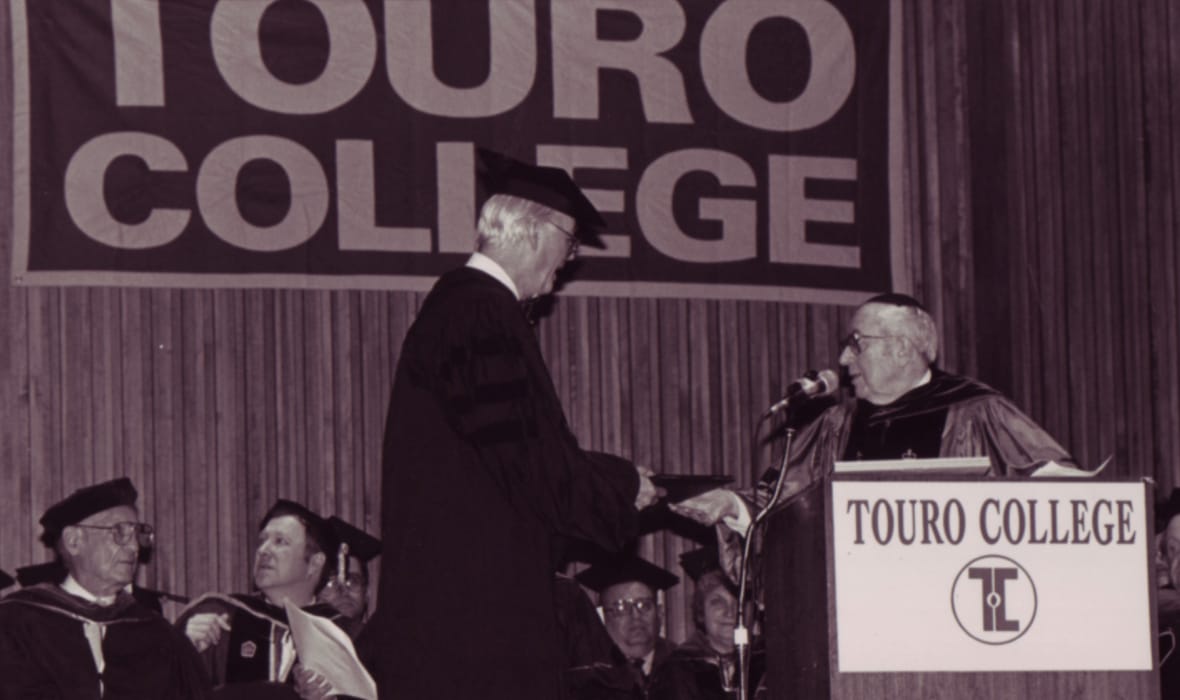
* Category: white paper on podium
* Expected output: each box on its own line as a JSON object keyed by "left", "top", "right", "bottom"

{"left": 283, "top": 600, "right": 377, "bottom": 700}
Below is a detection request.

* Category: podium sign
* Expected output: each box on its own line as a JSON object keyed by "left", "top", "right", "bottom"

{"left": 831, "top": 480, "right": 1154, "bottom": 672}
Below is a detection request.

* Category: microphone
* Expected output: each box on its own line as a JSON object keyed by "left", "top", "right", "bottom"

{"left": 765, "top": 369, "right": 839, "bottom": 414}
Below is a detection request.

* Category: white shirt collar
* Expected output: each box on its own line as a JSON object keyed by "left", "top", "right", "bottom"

{"left": 916, "top": 369, "right": 932, "bottom": 388}
{"left": 466, "top": 252, "right": 519, "bottom": 300}
{"left": 61, "top": 575, "right": 118, "bottom": 607}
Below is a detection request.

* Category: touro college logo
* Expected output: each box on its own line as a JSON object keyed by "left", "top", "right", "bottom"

{"left": 950, "top": 555, "right": 1038, "bottom": 645}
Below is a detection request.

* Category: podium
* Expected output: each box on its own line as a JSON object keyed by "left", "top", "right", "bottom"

{"left": 761, "top": 474, "right": 1160, "bottom": 699}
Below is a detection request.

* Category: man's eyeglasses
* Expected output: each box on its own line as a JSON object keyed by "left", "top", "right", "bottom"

{"left": 325, "top": 574, "right": 367, "bottom": 592}
{"left": 602, "top": 597, "right": 657, "bottom": 619}
{"left": 840, "top": 331, "right": 896, "bottom": 355}
{"left": 74, "top": 522, "right": 155, "bottom": 547}
{"left": 550, "top": 222, "right": 579, "bottom": 261}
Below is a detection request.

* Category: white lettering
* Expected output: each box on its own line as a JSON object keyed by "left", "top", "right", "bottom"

{"left": 196, "top": 136, "right": 328, "bottom": 251}
{"left": 637, "top": 149, "right": 756, "bottom": 262}
{"left": 551, "top": 0, "right": 691, "bottom": 123}
{"left": 337, "top": 140, "right": 430, "bottom": 252}
{"left": 111, "top": 0, "right": 165, "bottom": 106}
{"left": 65, "top": 132, "right": 189, "bottom": 248}
{"left": 767, "top": 155, "right": 858, "bottom": 267}
{"left": 211, "top": 0, "right": 376, "bottom": 114}
{"left": 700, "top": 0, "right": 855, "bottom": 131}
{"left": 384, "top": 0, "right": 536, "bottom": 117}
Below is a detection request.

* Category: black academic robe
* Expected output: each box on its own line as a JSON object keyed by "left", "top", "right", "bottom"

{"left": 0, "top": 583, "right": 211, "bottom": 700}
{"left": 174, "top": 592, "right": 346, "bottom": 698}
{"left": 648, "top": 634, "right": 765, "bottom": 700}
{"left": 364, "top": 267, "right": 640, "bottom": 699}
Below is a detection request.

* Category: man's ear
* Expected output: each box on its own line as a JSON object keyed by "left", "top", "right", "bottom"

{"left": 60, "top": 526, "right": 83, "bottom": 556}
{"left": 308, "top": 551, "right": 326, "bottom": 580}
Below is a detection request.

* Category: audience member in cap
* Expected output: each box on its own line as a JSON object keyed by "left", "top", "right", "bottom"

{"left": 572, "top": 553, "right": 679, "bottom": 697}
{"left": 671, "top": 294, "right": 1075, "bottom": 582}
{"left": 649, "top": 548, "right": 764, "bottom": 700}
{"left": 1155, "top": 488, "right": 1180, "bottom": 698}
{"left": 364, "top": 148, "right": 657, "bottom": 699}
{"left": 0, "top": 477, "right": 211, "bottom": 698}
{"left": 175, "top": 499, "right": 349, "bottom": 699}
{"left": 320, "top": 515, "right": 380, "bottom": 638}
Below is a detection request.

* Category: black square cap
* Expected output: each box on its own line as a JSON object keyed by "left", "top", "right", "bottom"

{"left": 678, "top": 547, "right": 723, "bottom": 582}
{"left": 260, "top": 499, "right": 336, "bottom": 556}
{"left": 575, "top": 554, "right": 679, "bottom": 594}
{"left": 1157, "top": 488, "right": 1180, "bottom": 532}
{"left": 327, "top": 516, "right": 382, "bottom": 563}
{"left": 864, "top": 292, "right": 927, "bottom": 312}
{"left": 0, "top": 569, "right": 12, "bottom": 592}
{"left": 477, "top": 147, "right": 607, "bottom": 247}
{"left": 39, "top": 477, "right": 138, "bottom": 547}
{"left": 15, "top": 560, "right": 66, "bottom": 587}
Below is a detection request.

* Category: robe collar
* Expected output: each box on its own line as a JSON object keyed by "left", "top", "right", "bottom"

{"left": 466, "top": 252, "right": 519, "bottom": 300}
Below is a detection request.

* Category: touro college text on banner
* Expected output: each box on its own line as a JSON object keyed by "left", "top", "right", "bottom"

{"left": 10, "top": 0, "right": 903, "bottom": 303}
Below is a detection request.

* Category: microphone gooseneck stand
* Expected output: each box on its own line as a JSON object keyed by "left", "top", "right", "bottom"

{"left": 734, "top": 422, "right": 797, "bottom": 700}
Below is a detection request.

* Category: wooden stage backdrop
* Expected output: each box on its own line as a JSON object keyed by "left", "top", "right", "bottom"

{"left": 0, "top": 0, "right": 1178, "bottom": 647}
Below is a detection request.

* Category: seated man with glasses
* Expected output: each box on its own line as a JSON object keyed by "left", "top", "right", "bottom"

{"left": 0, "top": 476, "right": 211, "bottom": 698}
{"left": 671, "top": 293, "right": 1075, "bottom": 558}
{"left": 568, "top": 554, "right": 679, "bottom": 699}
{"left": 176, "top": 499, "right": 351, "bottom": 699}
{"left": 320, "top": 515, "right": 380, "bottom": 639}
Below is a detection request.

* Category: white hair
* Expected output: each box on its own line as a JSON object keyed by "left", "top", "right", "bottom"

{"left": 874, "top": 303, "right": 940, "bottom": 365}
{"left": 475, "top": 194, "right": 573, "bottom": 252}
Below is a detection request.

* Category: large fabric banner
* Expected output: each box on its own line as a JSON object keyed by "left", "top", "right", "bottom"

{"left": 10, "top": 0, "right": 902, "bottom": 303}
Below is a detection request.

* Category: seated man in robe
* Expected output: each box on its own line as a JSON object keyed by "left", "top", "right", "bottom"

{"left": 319, "top": 515, "right": 380, "bottom": 639}
{"left": 672, "top": 293, "right": 1076, "bottom": 568}
{"left": 0, "top": 477, "right": 211, "bottom": 699}
{"left": 176, "top": 499, "right": 350, "bottom": 699}
{"left": 568, "top": 554, "right": 680, "bottom": 699}
{"left": 16, "top": 557, "right": 184, "bottom": 615}
{"left": 1154, "top": 489, "right": 1180, "bottom": 698}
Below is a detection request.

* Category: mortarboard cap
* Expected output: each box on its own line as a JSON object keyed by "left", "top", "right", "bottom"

{"left": 678, "top": 547, "right": 724, "bottom": 582}
{"left": 0, "top": 569, "right": 12, "bottom": 592}
{"left": 477, "top": 148, "right": 607, "bottom": 247}
{"left": 16, "top": 560, "right": 67, "bottom": 587}
{"left": 39, "top": 477, "right": 138, "bottom": 547}
{"left": 575, "top": 554, "right": 679, "bottom": 594}
{"left": 327, "top": 516, "right": 382, "bottom": 564}
{"left": 260, "top": 499, "right": 336, "bottom": 556}
{"left": 1157, "top": 488, "right": 1180, "bottom": 532}
{"left": 864, "top": 292, "right": 928, "bottom": 312}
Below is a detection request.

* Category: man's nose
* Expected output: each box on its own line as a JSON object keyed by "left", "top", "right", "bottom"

{"left": 838, "top": 346, "right": 855, "bottom": 365}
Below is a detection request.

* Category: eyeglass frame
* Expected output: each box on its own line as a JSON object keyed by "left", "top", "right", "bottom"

{"left": 548, "top": 221, "right": 579, "bottom": 261}
{"left": 72, "top": 521, "right": 155, "bottom": 547}
{"left": 324, "top": 573, "right": 368, "bottom": 591}
{"left": 840, "top": 330, "right": 900, "bottom": 355}
{"left": 601, "top": 596, "right": 659, "bottom": 619}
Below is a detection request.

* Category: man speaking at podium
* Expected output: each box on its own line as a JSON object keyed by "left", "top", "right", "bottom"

{"left": 673, "top": 293, "right": 1075, "bottom": 536}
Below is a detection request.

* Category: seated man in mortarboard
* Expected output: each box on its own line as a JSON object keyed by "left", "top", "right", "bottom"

{"left": 648, "top": 548, "right": 765, "bottom": 700}
{"left": 0, "top": 569, "right": 12, "bottom": 595}
{"left": 0, "top": 477, "right": 211, "bottom": 699}
{"left": 175, "top": 499, "right": 348, "bottom": 699}
{"left": 570, "top": 554, "right": 679, "bottom": 698}
{"left": 319, "top": 515, "right": 380, "bottom": 638}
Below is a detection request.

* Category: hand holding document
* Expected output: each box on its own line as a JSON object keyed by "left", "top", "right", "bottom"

{"left": 283, "top": 600, "right": 377, "bottom": 700}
